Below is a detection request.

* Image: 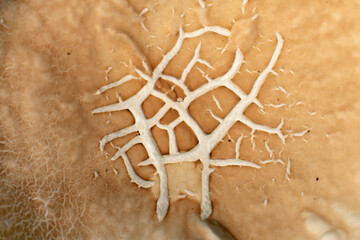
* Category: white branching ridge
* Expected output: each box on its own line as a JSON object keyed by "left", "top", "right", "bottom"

{"left": 92, "top": 24, "right": 285, "bottom": 221}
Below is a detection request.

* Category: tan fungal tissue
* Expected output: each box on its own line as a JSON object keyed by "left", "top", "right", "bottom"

{"left": 1, "top": 0, "right": 360, "bottom": 239}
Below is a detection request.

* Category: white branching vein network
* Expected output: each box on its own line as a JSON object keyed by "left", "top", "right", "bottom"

{"left": 92, "top": 25, "right": 285, "bottom": 221}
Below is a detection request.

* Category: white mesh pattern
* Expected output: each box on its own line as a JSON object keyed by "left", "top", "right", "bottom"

{"left": 93, "top": 26, "right": 285, "bottom": 221}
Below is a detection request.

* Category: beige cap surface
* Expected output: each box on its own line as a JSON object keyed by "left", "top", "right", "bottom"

{"left": 1, "top": 0, "right": 360, "bottom": 239}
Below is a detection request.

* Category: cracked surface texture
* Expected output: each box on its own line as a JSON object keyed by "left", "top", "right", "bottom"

{"left": 1, "top": 0, "right": 360, "bottom": 239}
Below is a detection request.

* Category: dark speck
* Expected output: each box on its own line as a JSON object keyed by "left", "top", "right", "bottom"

{"left": 67, "top": 52, "right": 71, "bottom": 55}
{"left": 228, "top": 139, "right": 231, "bottom": 142}
{"left": 105, "top": 169, "right": 108, "bottom": 173}
{"left": 316, "top": 177, "right": 319, "bottom": 181}
{"left": 307, "top": 130, "right": 311, "bottom": 133}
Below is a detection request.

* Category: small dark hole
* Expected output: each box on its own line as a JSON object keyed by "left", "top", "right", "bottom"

{"left": 228, "top": 139, "right": 231, "bottom": 142}
{"left": 307, "top": 130, "right": 311, "bottom": 133}
{"left": 257, "top": 71, "right": 260, "bottom": 73}
{"left": 316, "top": 177, "right": 319, "bottom": 181}
{"left": 67, "top": 52, "right": 71, "bottom": 55}
{"left": 105, "top": 169, "right": 108, "bottom": 172}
